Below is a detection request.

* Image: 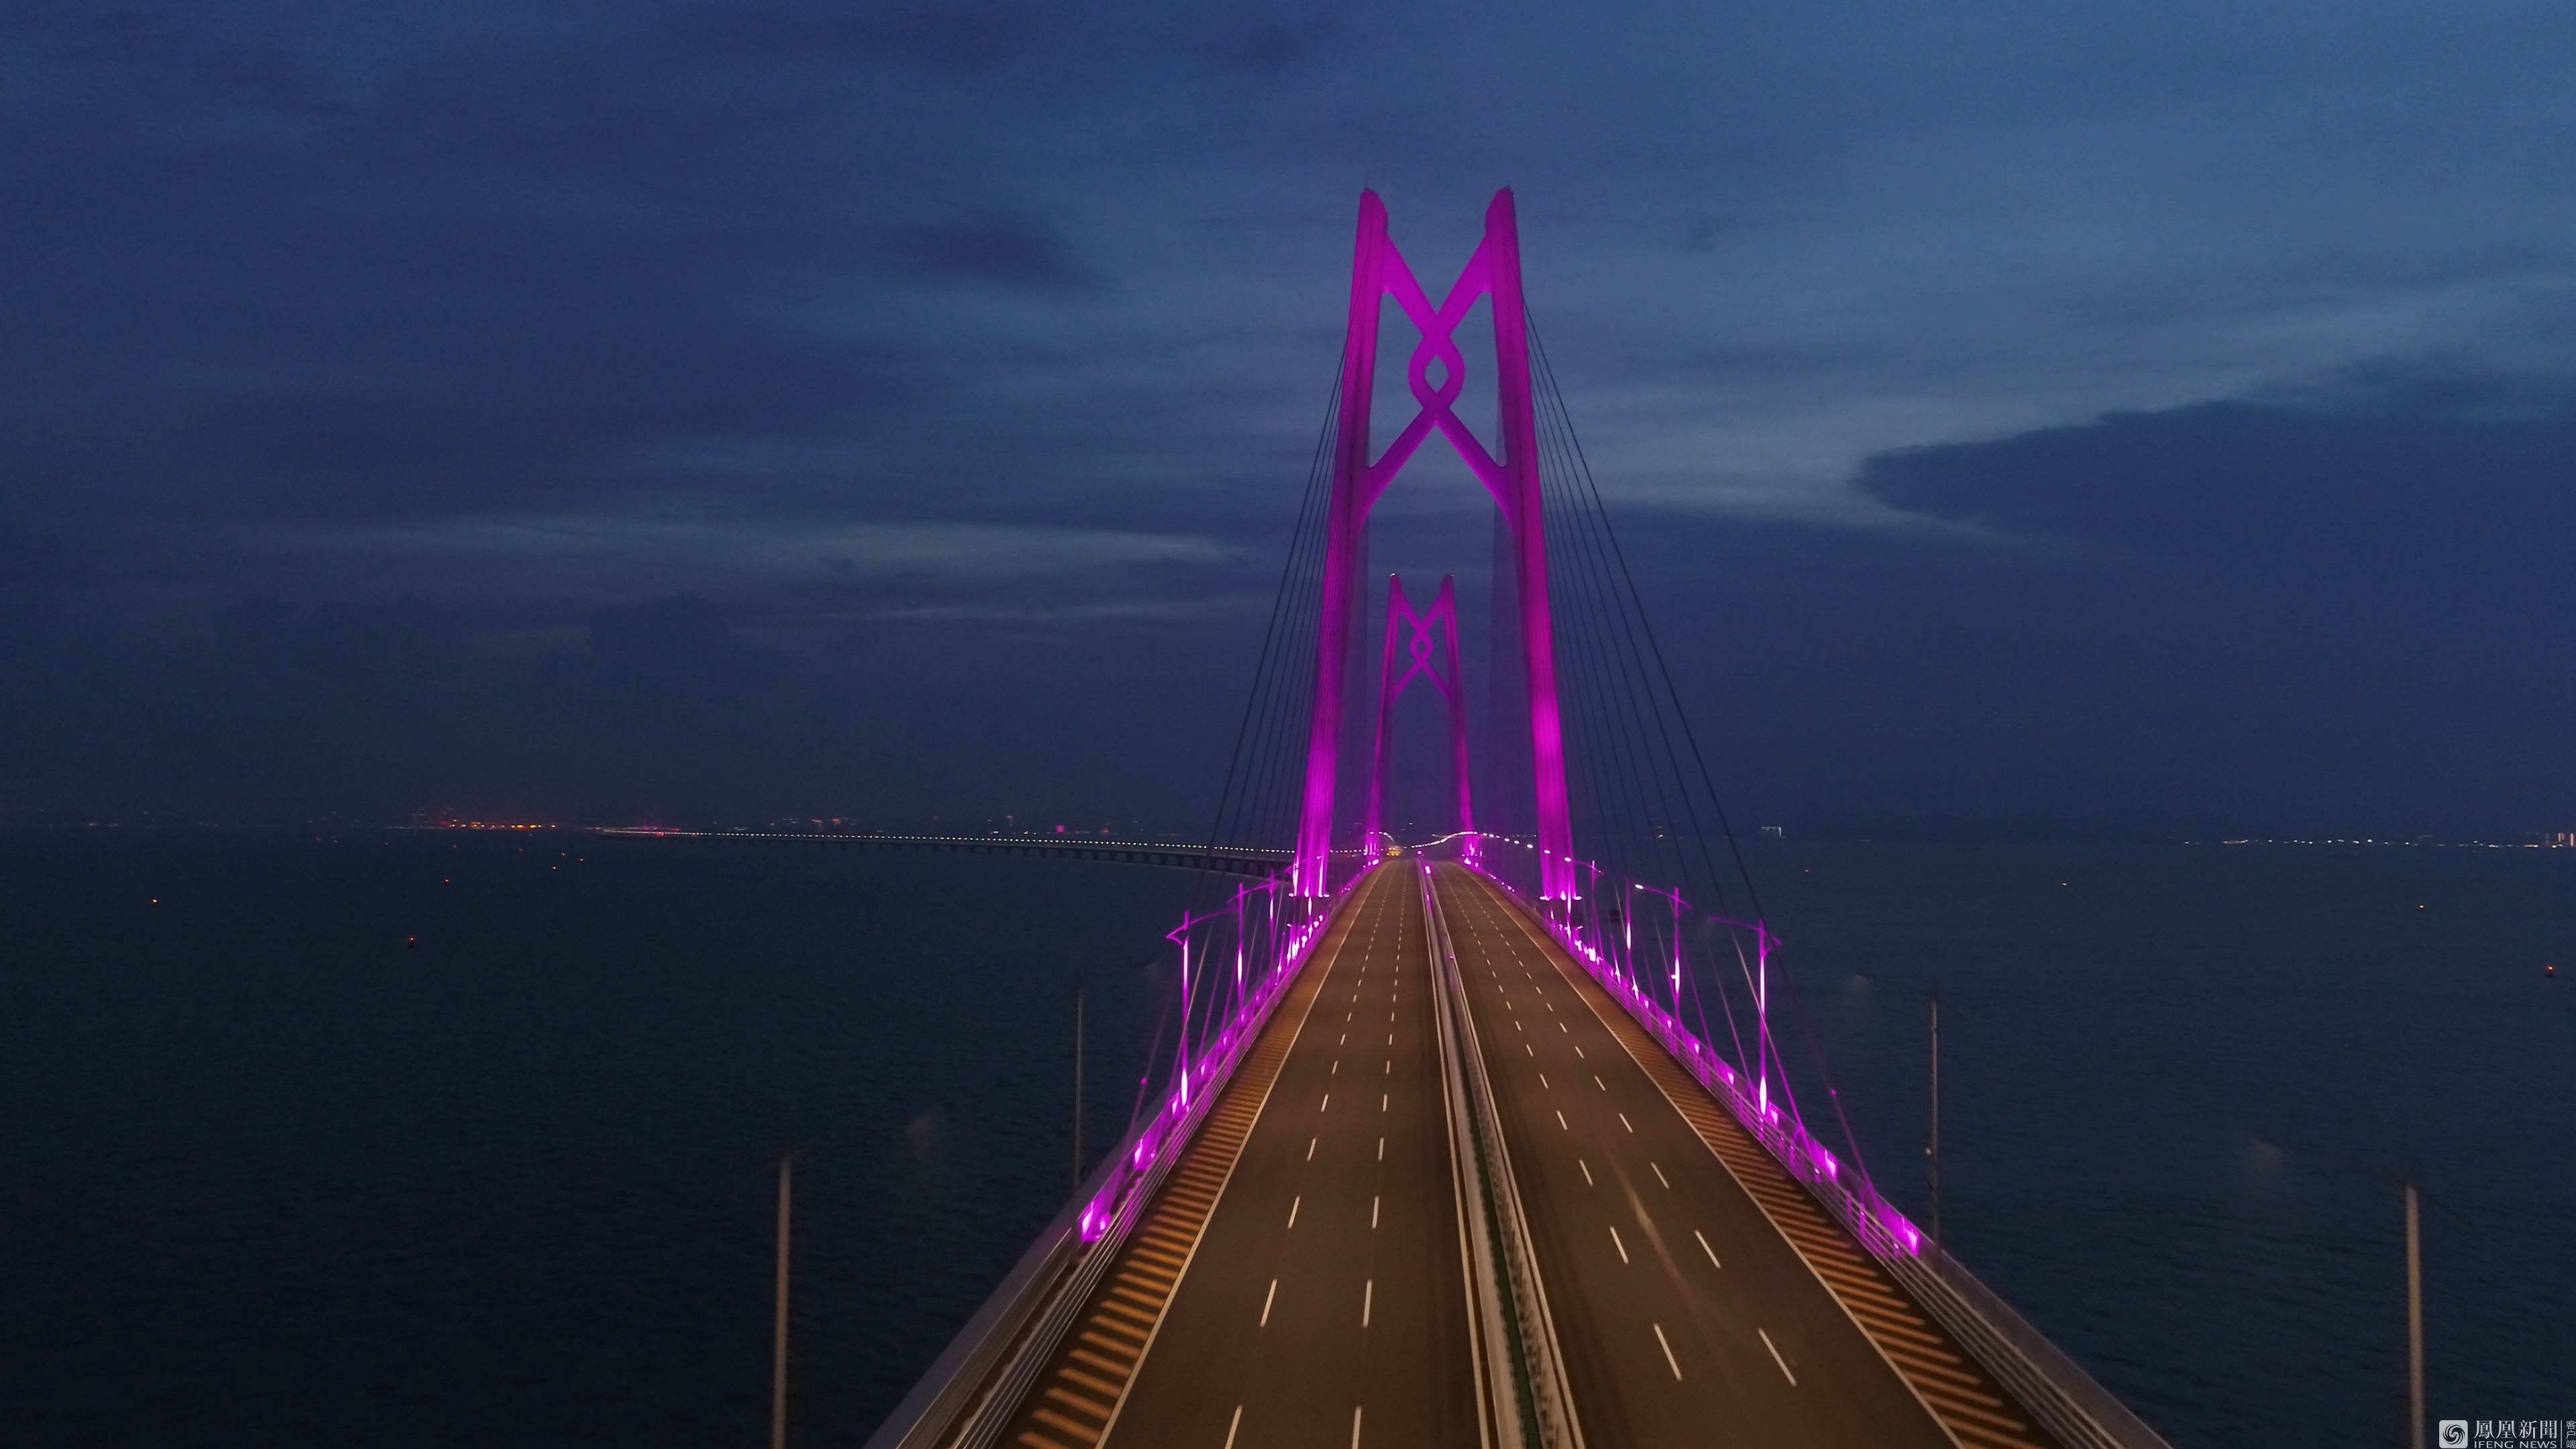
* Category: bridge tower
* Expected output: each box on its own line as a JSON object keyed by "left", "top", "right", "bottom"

{"left": 1366, "top": 574, "right": 1474, "bottom": 858}
{"left": 1293, "top": 189, "right": 1575, "bottom": 900}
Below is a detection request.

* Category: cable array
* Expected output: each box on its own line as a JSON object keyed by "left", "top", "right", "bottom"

{"left": 1116, "top": 353, "right": 1347, "bottom": 1144}
{"left": 1527, "top": 314, "right": 1881, "bottom": 1197}
{"left": 1193, "top": 354, "right": 1344, "bottom": 881}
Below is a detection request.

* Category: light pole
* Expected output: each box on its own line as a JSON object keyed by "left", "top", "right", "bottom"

{"left": 771, "top": 1152, "right": 792, "bottom": 1449}
{"left": 1754, "top": 925, "right": 1769, "bottom": 1117}
{"left": 1175, "top": 934, "right": 1191, "bottom": 1108}
{"left": 1927, "top": 980, "right": 1941, "bottom": 1246}
{"left": 1624, "top": 881, "right": 1635, "bottom": 988}
{"left": 2255, "top": 1137, "right": 2427, "bottom": 1446}
{"left": 1071, "top": 982, "right": 1085, "bottom": 1195}
{"left": 2405, "top": 1179, "right": 2423, "bottom": 1449}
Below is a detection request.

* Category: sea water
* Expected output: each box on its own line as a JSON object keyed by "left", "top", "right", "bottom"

{"left": 1, "top": 833, "right": 2566, "bottom": 1444}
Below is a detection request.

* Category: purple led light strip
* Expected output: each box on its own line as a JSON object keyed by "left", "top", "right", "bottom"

{"left": 1427, "top": 833, "right": 1925, "bottom": 1259}
{"left": 1077, "top": 855, "right": 1371, "bottom": 1242}
{"left": 1295, "top": 190, "right": 1573, "bottom": 901}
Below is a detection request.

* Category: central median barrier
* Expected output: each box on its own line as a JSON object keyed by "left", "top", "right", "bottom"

{"left": 1421, "top": 859, "right": 1584, "bottom": 1449}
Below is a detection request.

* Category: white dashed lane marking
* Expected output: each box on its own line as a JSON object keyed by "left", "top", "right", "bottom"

{"left": 1760, "top": 1328, "right": 1797, "bottom": 1386}
{"left": 1654, "top": 1322, "right": 1683, "bottom": 1381}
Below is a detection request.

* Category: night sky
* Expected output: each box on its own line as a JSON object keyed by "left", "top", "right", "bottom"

{"left": 6, "top": 3, "right": 2573, "bottom": 837}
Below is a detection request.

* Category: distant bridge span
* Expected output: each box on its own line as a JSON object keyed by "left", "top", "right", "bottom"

{"left": 594, "top": 827, "right": 1295, "bottom": 878}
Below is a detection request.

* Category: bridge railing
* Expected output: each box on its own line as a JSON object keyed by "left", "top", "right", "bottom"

{"left": 867, "top": 855, "right": 1370, "bottom": 1449}
{"left": 1426, "top": 834, "right": 2172, "bottom": 1449}
{"left": 1078, "top": 855, "right": 1360, "bottom": 1242}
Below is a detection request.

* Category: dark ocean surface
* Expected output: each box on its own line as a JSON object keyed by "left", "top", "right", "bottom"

{"left": 1, "top": 832, "right": 2567, "bottom": 1445}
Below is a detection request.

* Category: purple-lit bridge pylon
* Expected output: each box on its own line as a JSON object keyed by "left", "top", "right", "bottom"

{"left": 867, "top": 191, "right": 2172, "bottom": 1449}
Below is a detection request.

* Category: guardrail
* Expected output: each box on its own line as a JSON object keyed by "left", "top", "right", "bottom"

{"left": 1421, "top": 863, "right": 1515, "bottom": 1449}
{"left": 1422, "top": 862, "right": 1585, "bottom": 1449}
{"left": 865, "top": 864, "right": 1370, "bottom": 1449}
{"left": 1888, "top": 1248, "right": 2177, "bottom": 1449}
{"left": 1439, "top": 849, "right": 2173, "bottom": 1449}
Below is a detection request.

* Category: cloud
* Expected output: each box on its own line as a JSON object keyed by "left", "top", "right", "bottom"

{"left": 251, "top": 515, "right": 1230, "bottom": 582}
{"left": 1217, "top": 14, "right": 1343, "bottom": 75}
{"left": 1855, "top": 399, "right": 2576, "bottom": 590}
{"left": 8, "top": 1, "right": 2576, "bottom": 835}
{"left": 881, "top": 211, "right": 1099, "bottom": 292}
{"left": 6, "top": 5, "right": 350, "bottom": 120}
{"left": 685, "top": 3, "right": 1034, "bottom": 74}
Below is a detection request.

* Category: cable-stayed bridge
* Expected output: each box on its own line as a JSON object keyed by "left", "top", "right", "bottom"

{"left": 865, "top": 191, "right": 2173, "bottom": 1449}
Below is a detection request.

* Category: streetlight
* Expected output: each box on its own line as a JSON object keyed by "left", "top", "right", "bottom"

{"left": 2255, "top": 1137, "right": 2430, "bottom": 1448}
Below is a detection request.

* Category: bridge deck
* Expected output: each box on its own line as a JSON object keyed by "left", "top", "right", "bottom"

{"left": 1000, "top": 865, "right": 1481, "bottom": 1449}
{"left": 1438, "top": 863, "right": 2055, "bottom": 1449}
{"left": 971, "top": 862, "right": 2062, "bottom": 1449}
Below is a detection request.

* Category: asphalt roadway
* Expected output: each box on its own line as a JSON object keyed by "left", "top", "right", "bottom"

{"left": 1101, "top": 863, "right": 1483, "bottom": 1448}
{"left": 1434, "top": 862, "right": 1959, "bottom": 1449}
